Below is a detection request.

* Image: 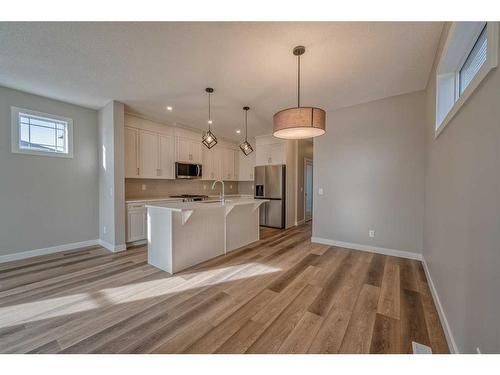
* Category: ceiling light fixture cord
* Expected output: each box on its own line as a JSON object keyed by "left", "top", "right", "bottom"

{"left": 208, "top": 91, "right": 211, "bottom": 131}
{"left": 297, "top": 53, "right": 301, "bottom": 108}
{"left": 245, "top": 108, "right": 248, "bottom": 141}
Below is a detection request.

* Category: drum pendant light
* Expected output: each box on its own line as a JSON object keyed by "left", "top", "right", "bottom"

{"left": 239, "top": 106, "right": 254, "bottom": 156}
{"left": 202, "top": 87, "right": 218, "bottom": 149}
{"left": 273, "top": 46, "right": 326, "bottom": 139}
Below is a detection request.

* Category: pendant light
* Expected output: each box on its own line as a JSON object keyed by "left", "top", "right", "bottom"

{"left": 273, "top": 46, "right": 326, "bottom": 139}
{"left": 239, "top": 106, "right": 254, "bottom": 156}
{"left": 202, "top": 87, "right": 218, "bottom": 149}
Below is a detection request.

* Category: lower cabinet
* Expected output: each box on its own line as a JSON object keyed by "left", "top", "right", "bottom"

{"left": 126, "top": 203, "right": 147, "bottom": 243}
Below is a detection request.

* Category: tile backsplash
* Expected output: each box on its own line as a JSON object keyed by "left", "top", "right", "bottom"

{"left": 125, "top": 179, "right": 248, "bottom": 200}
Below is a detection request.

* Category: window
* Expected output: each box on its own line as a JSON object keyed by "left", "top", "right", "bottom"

{"left": 435, "top": 22, "right": 498, "bottom": 138}
{"left": 11, "top": 107, "right": 73, "bottom": 158}
{"left": 459, "top": 25, "right": 487, "bottom": 95}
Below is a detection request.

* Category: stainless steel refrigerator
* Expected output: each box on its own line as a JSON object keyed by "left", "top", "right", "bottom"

{"left": 254, "top": 165, "right": 286, "bottom": 229}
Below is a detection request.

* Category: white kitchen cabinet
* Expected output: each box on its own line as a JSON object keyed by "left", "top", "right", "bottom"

{"left": 158, "top": 135, "right": 175, "bottom": 179}
{"left": 125, "top": 127, "right": 139, "bottom": 178}
{"left": 176, "top": 137, "right": 202, "bottom": 164}
{"left": 221, "top": 147, "right": 236, "bottom": 180}
{"left": 255, "top": 137, "right": 286, "bottom": 166}
{"left": 124, "top": 126, "right": 176, "bottom": 180}
{"left": 202, "top": 147, "right": 221, "bottom": 180}
{"left": 126, "top": 203, "right": 147, "bottom": 243}
{"left": 139, "top": 130, "right": 159, "bottom": 178}
{"left": 238, "top": 148, "right": 256, "bottom": 181}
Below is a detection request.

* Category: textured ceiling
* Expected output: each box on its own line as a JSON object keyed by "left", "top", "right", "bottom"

{"left": 0, "top": 22, "right": 443, "bottom": 141}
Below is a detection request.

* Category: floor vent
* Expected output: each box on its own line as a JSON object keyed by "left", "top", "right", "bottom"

{"left": 412, "top": 341, "right": 433, "bottom": 354}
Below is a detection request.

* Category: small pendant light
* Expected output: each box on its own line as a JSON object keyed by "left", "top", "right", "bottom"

{"left": 239, "top": 106, "right": 254, "bottom": 156}
{"left": 273, "top": 46, "right": 326, "bottom": 139}
{"left": 202, "top": 87, "right": 218, "bottom": 149}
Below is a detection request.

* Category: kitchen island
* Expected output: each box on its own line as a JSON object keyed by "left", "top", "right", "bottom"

{"left": 146, "top": 198, "right": 268, "bottom": 274}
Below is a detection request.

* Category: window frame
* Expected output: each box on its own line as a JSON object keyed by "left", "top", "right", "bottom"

{"left": 435, "top": 22, "right": 499, "bottom": 139}
{"left": 11, "top": 106, "right": 74, "bottom": 158}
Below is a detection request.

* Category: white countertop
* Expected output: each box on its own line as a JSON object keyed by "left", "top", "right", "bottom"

{"left": 146, "top": 197, "right": 268, "bottom": 212}
{"left": 126, "top": 194, "right": 253, "bottom": 204}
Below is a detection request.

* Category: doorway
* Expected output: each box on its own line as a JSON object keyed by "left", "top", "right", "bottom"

{"left": 304, "top": 158, "right": 313, "bottom": 222}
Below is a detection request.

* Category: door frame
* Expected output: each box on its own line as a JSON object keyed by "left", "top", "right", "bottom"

{"left": 304, "top": 157, "right": 313, "bottom": 222}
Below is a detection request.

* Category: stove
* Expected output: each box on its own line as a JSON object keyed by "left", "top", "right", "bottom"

{"left": 169, "top": 194, "right": 209, "bottom": 202}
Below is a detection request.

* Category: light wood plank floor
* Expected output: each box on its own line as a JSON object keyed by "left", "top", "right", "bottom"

{"left": 0, "top": 223, "right": 449, "bottom": 354}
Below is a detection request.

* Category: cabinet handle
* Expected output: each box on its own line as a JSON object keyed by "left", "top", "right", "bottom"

{"left": 268, "top": 157, "right": 272, "bottom": 164}
{"left": 137, "top": 167, "right": 140, "bottom": 175}
{"left": 157, "top": 168, "right": 161, "bottom": 176}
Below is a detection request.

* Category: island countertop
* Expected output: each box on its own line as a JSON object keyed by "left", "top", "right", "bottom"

{"left": 145, "top": 197, "right": 268, "bottom": 212}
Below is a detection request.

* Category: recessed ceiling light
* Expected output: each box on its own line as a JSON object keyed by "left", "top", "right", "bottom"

{"left": 236, "top": 130, "right": 241, "bottom": 134}
{"left": 166, "top": 106, "right": 173, "bottom": 111}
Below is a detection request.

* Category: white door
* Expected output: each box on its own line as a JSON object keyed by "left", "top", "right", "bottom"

{"left": 139, "top": 130, "right": 159, "bottom": 178}
{"left": 304, "top": 159, "right": 313, "bottom": 221}
{"left": 158, "top": 135, "right": 174, "bottom": 179}
{"left": 124, "top": 127, "right": 139, "bottom": 178}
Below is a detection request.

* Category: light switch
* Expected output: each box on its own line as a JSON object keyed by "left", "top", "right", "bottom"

{"left": 318, "top": 188, "right": 324, "bottom": 195}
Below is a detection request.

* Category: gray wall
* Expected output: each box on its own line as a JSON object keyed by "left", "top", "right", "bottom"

{"left": 313, "top": 90, "right": 426, "bottom": 254}
{"left": 98, "top": 101, "right": 126, "bottom": 248}
{"left": 423, "top": 25, "right": 500, "bottom": 353}
{"left": 0, "top": 85, "right": 99, "bottom": 256}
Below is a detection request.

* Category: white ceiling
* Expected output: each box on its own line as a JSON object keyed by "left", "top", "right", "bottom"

{"left": 0, "top": 22, "right": 443, "bottom": 141}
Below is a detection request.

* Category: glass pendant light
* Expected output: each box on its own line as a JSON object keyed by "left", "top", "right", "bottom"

{"left": 273, "top": 46, "right": 326, "bottom": 139}
{"left": 239, "top": 106, "right": 254, "bottom": 156}
{"left": 202, "top": 87, "right": 218, "bottom": 149}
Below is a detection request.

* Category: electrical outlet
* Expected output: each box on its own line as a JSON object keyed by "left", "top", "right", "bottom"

{"left": 203, "top": 185, "right": 207, "bottom": 190}
{"left": 318, "top": 188, "right": 324, "bottom": 195}
{"left": 369, "top": 230, "right": 375, "bottom": 238}
{"left": 141, "top": 184, "right": 146, "bottom": 191}
{"left": 230, "top": 185, "right": 233, "bottom": 189}
{"left": 476, "top": 347, "right": 481, "bottom": 354}
{"left": 103, "top": 226, "right": 107, "bottom": 235}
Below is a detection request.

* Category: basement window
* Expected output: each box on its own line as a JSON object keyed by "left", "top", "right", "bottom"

{"left": 11, "top": 107, "right": 73, "bottom": 158}
{"left": 435, "top": 22, "right": 499, "bottom": 138}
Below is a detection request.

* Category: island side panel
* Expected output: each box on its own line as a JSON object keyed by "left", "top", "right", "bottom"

{"left": 147, "top": 207, "right": 173, "bottom": 273}
{"left": 172, "top": 207, "right": 226, "bottom": 273}
{"left": 225, "top": 204, "right": 260, "bottom": 252}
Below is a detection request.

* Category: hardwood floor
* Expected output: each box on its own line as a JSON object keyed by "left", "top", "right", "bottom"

{"left": 0, "top": 223, "right": 449, "bottom": 354}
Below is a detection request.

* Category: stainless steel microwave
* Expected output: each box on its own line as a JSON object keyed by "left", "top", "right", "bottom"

{"left": 175, "top": 162, "right": 202, "bottom": 179}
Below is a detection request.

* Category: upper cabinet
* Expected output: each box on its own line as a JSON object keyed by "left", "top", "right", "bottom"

{"left": 175, "top": 128, "right": 202, "bottom": 164}
{"left": 238, "top": 148, "right": 256, "bottom": 181}
{"left": 202, "top": 146, "right": 221, "bottom": 180}
{"left": 255, "top": 136, "right": 286, "bottom": 166}
{"left": 124, "top": 115, "right": 175, "bottom": 179}
{"left": 125, "top": 127, "right": 139, "bottom": 178}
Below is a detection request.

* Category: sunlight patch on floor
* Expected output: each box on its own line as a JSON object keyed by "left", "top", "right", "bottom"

{"left": 0, "top": 262, "right": 280, "bottom": 329}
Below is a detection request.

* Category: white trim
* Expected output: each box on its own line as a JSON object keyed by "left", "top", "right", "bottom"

{"left": 304, "top": 157, "right": 313, "bottom": 222}
{"left": 99, "top": 240, "right": 127, "bottom": 253}
{"left": 435, "top": 22, "right": 499, "bottom": 139}
{"left": 11, "top": 106, "right": 74, "bottom": 158}
{"left": 0, "top": 239, "right": 99, "bottom": 263}
{"left": 296, "top": 219, "right": 306, "bottom": 226}
{"left": 126, "top": 239, "right": 147, "bottom": 248}
{"left": 311, "top": 237, "right": 422, "bottom": 260}
{"left": 421, "top": 257, "right": 459, "bottom": 354}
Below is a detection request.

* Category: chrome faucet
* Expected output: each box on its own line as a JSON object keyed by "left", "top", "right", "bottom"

{"left": 211, "top": 180, "right": 225, "bottom": 203}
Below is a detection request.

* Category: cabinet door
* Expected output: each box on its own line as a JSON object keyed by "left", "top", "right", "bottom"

{"left": 176, "top": 137, "right": 191, "bottom": 162}
{"left": 127, "top": 208, "right": 147, "bottom": 242}
{"left": 256, "top": 143, "right": 270, "bottom": 166}
{"left": 139, "top": 130, "right": 159, "bottom": 178}
{"left": 189, "top": 140, "right": 202, "bottom": 164}
{"left": 270, "top": 143, "right": 285, "bottom": 165}
{"left": 212, "top": 148, "right": 222, "bottom": 180}
{"left": 159, "top": 135, "right": 174, "bottom": 179}
{"left": 238, "top": 149, "right": 255, "bottom": 181}
{"left": 125, "top": 127, "right": 139, "bottom": 178}
{"left": 201, "top": 147, "right": 213, "bottom": 180}
{"left": 222, "top": 148, "right": 235, "bottom": 180}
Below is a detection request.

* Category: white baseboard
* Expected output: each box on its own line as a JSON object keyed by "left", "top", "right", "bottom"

{"left": 421, "top": 257, "right": 459, "bottom": 354}
{"left": 0, "top": 239, "right": 100, "bottom": 263}
{"left": 296, "top": 219, "right": 306, "bottom": 226}
{"left": 99, "top": 240, "right": 127, "bottom": 253}
{"left": 310, "top": 237, "right": 423, "bottom": 261}
{"left": 126, "top": 239, "right": 147, "bottom": 248}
